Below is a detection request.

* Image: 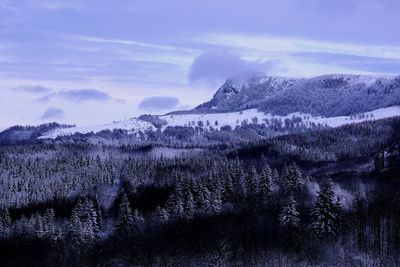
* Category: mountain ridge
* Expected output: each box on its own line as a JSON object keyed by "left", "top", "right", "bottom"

{"left": 194, "top": 73, "right": 400, "bottom": 117}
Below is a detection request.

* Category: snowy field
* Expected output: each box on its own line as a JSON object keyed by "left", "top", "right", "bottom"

{"left": 41, "top": 118, "right": 156, "bottom": 139}
{"left": 41, "top": 106, "right": 400, "bottom": 139}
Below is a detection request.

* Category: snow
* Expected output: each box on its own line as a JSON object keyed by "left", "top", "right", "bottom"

{"left": 311, "top": 74, "right": 395, "bottom": 87}
{"left": 306, "top": 106, "right": 400, "bottom": 127}
{"left": 159, "top": 109, "right": 264, "bottom": 130}
{"left": 40, "top": 106, "right": 400, "bottom": 139}
{"left": 40, "top": 118, "right": 155, "bottom": 139}
{"left": 160, "top": 106, "right": 400, "bottom": 131}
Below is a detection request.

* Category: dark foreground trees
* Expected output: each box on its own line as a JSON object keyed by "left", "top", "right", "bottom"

{"left": 0, "top": 116, "right": 399, "bottom": 266}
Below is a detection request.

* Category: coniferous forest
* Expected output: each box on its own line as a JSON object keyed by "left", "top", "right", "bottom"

{"left": 1, "top": 0, "right": 399, "bottom": 266}
{"left": 0, "top": 117, "right": 400, "bottom": 266}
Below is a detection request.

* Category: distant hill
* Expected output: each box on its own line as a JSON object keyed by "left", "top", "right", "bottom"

{"left": 0, "top": 123, "right": 73, "bottom": 143}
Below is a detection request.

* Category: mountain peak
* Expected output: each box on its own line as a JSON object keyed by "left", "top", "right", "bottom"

{"left": 195, "top": 73, "right": 298, "bottom": 112}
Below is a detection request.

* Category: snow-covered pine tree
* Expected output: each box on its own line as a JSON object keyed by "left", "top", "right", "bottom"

{"left": 43, "top": 208, "right": 56, "bottom": 239}
{"left": 132, "top": 209, "right": 145, "bottom": 234}
{"left": 259, "top": 165, "right": 273, "bottom": 203}
{"left": 174, "top": 197, "right": 185, "bottom": 218}
{"left": 282, "top": 163, "right": 302, "bottom": 193}
{"left": 116, "top": 193, "right": 133, "bottom": 233}
{"left": 205, "top": 173, "right": 216, "bottom": 192}
{"left": 82, "top": 199, "right": 99, "bottom": 238}
{"left": 35, "top": 213, "right": 45, "bottom": 239}
{"left": 246, "top": 166, "right": 259, "bottom": 196}
{"left": 153, "top": 206, "right": 169, "bottom": 224}
{"left": 222, "top": 171, "right": 234, "bottom": 202}
{"left": 230, "top": 160, "right": 246, "bottom": 198}
{"left": 69, "top": 201, "right": 83, "bottom": 246}
{"left": 184, "top": 191, "right": 195, "bottom": 219}
{"left": 166, "top": 180, "right": 185, "bottom": 219}
{"left": 279, "top": 196, "right": 300, "bottom": 229}
{"left": 198, "top": 186, "right": 211, "bottom": 213}
{"left": 278, "top": 195, "right": 302, "bottom": 249}
{"left": 209, "top": 190, "right": 222, "bottom": 214}
{"left": 93, "top": 196, "right": 103, "bottom": 232}
{"left": 68, "top": 199, "right": 98, "bottom": 244}
{"left": 310, "top": 180, "right": 341, "bottom": 239}
{"left": 0, "top": 208, "right": 11, "bottom": 234}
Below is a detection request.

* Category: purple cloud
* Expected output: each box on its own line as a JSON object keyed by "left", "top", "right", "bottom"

{"left": 41, "top": 107, "right": 65, "bottom": 120}
{"left": 13, "top": 85, "right": 50, "bottom": 94}
{"left": 38, "top": 89, "right": 114, "bottom": 103}
{"left": 58, "top": 89, "right": 111, "bottom": 102}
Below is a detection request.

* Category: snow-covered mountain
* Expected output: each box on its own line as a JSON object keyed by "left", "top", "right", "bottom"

{"left": 194, "top": 73, "right": 300, "bottom": 112}
{"left": 195, "top": 73, "right": 400, "bottom": 117}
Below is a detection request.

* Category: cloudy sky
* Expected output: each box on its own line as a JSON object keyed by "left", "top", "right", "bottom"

{"left": 0, "top": 0, "right": 399, "bottom": 128}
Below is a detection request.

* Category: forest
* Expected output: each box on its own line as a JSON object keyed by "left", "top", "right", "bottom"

{"left": 0, "top": 117, "right": 400, "bottom": 266}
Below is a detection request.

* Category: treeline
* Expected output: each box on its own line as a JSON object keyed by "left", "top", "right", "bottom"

{"left": 231, "top": 117, "right": 400, "bottom": 163}
{"left": 0, "top": 123, "right": 74, "bottom": 145}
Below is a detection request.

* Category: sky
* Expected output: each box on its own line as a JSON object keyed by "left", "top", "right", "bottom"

{"left": 0, "top": 0, "right": 399, "bottom": 128}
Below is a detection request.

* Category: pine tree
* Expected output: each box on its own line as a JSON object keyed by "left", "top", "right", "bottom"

{"left": 184, "top": 191, "right": 195, "bottom": 219}
{"left": 209, "top": 190, "right": 222, "bottom": 214}
{"left": 68, "top": 199, "right": 98, "bottom": 244}
{"left": 310, "top": 180, "right": 341, "bottom": 239}
{"left": 43, "top": 208, "right": 56, "bottom": 239}
{"left": 279, "top": 196, "right": 300, "bottom": 229}
{"left": 222, "top": 172, "right": 234, "bottom": 202}
{"left": 69, "top": 201, "right": 83, "bottom": 246}
{"left": 81, "top": 199, "right": 99, "bottom": 240}
{"left": 279, "top": 196, "right": 301, "bottom": 248}
{"left": 174, "top": 197, "right": 185, "bottom": 218}
{"left": 282, "top": 163, "right": 302, "bottom": 193}
{"left": 166, "top": 182, "right": 185, "bottom": 219}
{"left": 0, "top": 208, "right": 11, "bottom": 234}
{"left": 153, "top": 206, "right": 169, "bottom": 224}
{"left": 198, "top": 186, "right": 212, "bottom": 213}
{"left": 116, "top": 193, "right": 133, "bottom": 233}
{"left": 93, "top": 196, "right": 103, "bottom": 231}
{"left": 231, "top": 165, "right": 246, "bottom": 198}
{"left": 205, "top": 174, "right": 216, "bottom": 192}
{"left": 132, "top": 209, "right": 145, "bottom": 234}
{"left": 259, "top": 165, "right": 273, "bottom": 202}
{"left": 35, "top": 214, "right": 45, "bottom": 239}
{"left": 246, "top": 166, "right": 259, "bottom": 195}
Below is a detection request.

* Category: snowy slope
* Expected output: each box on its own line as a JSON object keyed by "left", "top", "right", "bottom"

{"left": 160, "top": 109, "right": 264, "bottom": 130}
{"left": 161, "top": 106, "right": 400, "bottom": 130}
{"left": 40, "top": 106, "right": 400, "bottom": 139}
{"left": 41, "top": 118, "right": 155, "bottom": 139}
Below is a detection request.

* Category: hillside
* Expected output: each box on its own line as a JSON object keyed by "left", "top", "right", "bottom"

{"left": 196, "top": 73, "right": 400, "bottom": 117}
{"left": 39, "top": 106, "right": 400, "bottom": 139}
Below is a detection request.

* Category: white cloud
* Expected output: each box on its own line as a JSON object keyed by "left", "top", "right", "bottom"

{"left": 67, "top": 34, "right": 181, "bottom": 51}
{"left": 196, "top": 33, "right": 400, "bottom": 60}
